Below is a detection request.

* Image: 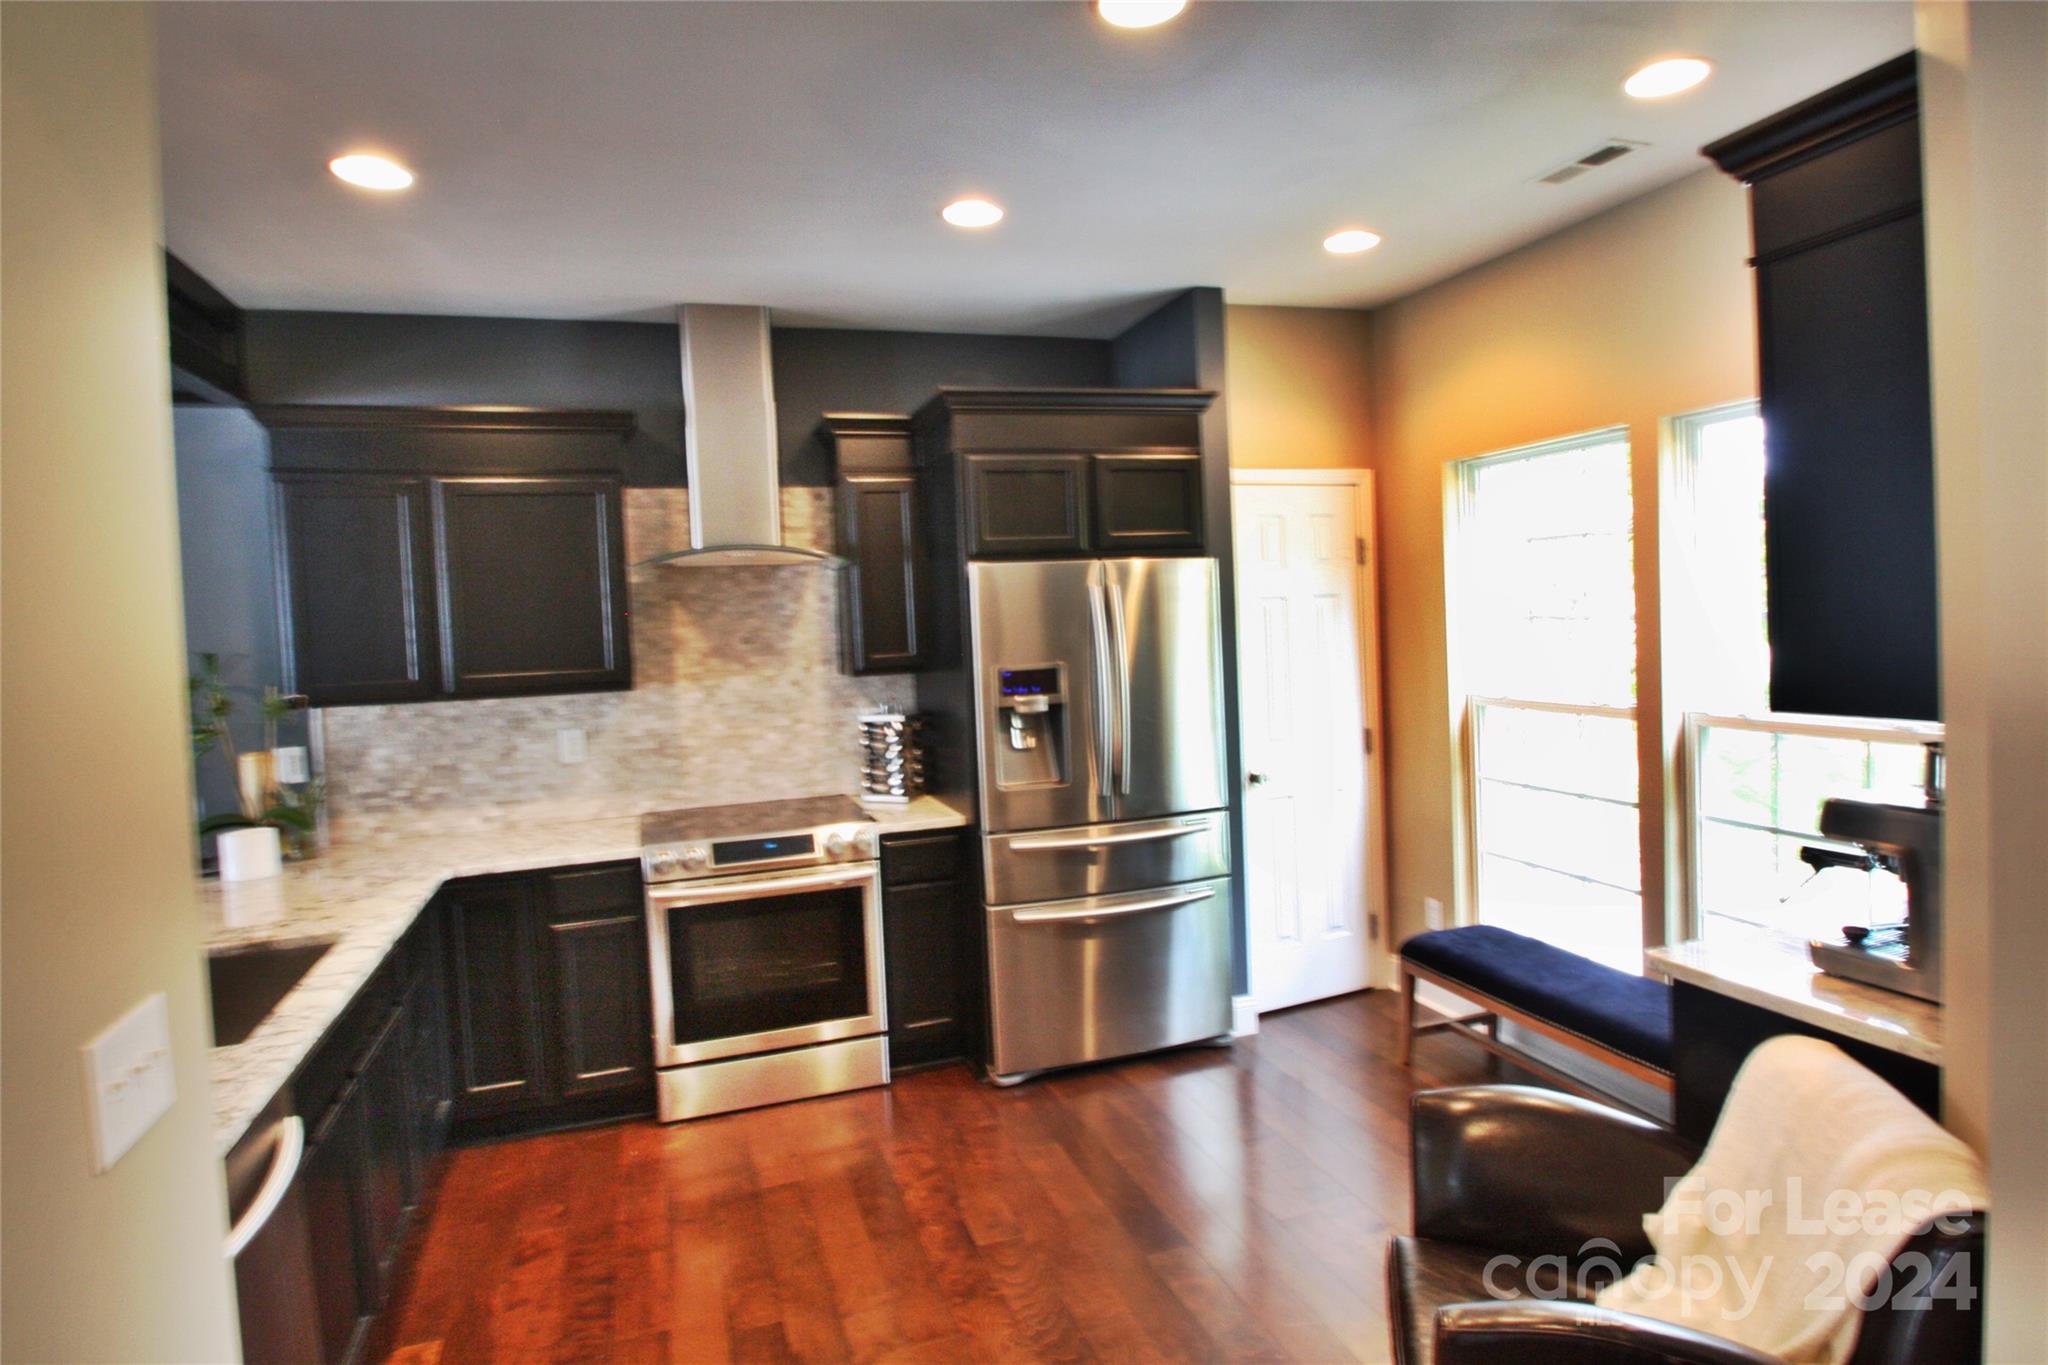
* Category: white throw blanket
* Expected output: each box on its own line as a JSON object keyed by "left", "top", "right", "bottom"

{"left": 1595, "top": 1035, "right": 1986, "bottom": 1363}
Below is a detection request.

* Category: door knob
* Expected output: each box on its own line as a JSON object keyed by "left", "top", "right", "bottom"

{"left": 1247, "top": 772, "right": 1269, "bottom": 787}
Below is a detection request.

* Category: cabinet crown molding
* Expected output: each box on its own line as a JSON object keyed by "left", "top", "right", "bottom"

{"left": 253, "top": 404, "right": 636, "bottom": 435}
{"left": 1702, "top": 51, "right": 1917, "bottom": 183}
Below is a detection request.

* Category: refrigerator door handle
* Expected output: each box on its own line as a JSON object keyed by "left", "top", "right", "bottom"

{"left": 1008, "top": 885, "right": 1217, "bottom": 924}
{"left": 1087, "top": 568, "right": 1114, "bottom": 799}
{"left": 1106, "top": 578, "right": 1132, "bottom": 796}
{"left": 1006, "top": 823, "right": 1206, "bottom": 852}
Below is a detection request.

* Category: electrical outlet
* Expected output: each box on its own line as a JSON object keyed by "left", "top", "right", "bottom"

{"left": 80, "top": 993, "right": 176, "bottom": 1174}
{"left": 555, "top": 728, "right": 588, "bottom": 765}
{"left": 1424, "top": 896, "right": 1446, "bottom": 930}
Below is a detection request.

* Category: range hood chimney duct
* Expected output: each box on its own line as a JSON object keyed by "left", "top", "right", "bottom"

{"left": 637, "top": 303, "right": 831, "bottom": 567}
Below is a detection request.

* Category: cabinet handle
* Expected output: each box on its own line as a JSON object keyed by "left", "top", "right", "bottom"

{"left": 222, "top": 1115, "right": 304, "bottom": 1261}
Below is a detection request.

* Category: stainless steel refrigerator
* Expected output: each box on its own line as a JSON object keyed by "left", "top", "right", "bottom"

{"left": 968, "top": 557, "right": 1232, "bottom": 1082}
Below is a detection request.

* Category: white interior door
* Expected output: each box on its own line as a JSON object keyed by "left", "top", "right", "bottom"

{"left": 1233, "top": 476, "right": 1382, "bottom": 1013}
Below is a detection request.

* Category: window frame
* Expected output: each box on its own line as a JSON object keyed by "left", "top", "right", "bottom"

{"left": 1444, "top": 425, "right": 1637, "bottom": 942}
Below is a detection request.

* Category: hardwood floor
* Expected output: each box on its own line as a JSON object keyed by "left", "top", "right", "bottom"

{"left": 378, "top": 989, "right": 1505, "bottom": 1364}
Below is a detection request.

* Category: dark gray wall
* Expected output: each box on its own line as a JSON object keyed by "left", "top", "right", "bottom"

{"left": 240, "top": 311, "right": 1113, "bottom": 486}
{"left": 1111, "top": 288, "right": 1249, "bottom": 996}
{"left": 171, "top": 405, "right": 302, "bottom": 821}
{"left": 772, "top": 327, "right": 1112, "bottom": 483}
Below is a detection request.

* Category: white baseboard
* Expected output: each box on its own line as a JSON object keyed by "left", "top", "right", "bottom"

{"left": 1231, "top": 994, "right": 1260, "bottom": 1037}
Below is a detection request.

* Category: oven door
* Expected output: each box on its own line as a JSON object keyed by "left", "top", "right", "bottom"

{"left": 646, "top": 861, "right": 886, "bottom": 1068}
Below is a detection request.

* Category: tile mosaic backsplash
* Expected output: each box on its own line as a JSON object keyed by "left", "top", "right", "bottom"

{"left": 318, "top": 488, "right": 915, "bottom": 838}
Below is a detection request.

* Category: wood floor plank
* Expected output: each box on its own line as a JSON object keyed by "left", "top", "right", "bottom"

{"left": 379, "top": 990, "right": 1505, "bottom": 1364}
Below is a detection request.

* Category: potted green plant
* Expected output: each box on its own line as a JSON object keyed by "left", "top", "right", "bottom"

{"left": 190, "top": 653, "right": 322, "bottom": 860}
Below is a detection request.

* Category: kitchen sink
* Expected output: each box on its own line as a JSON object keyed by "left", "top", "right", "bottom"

{"left": 208, "top": 940, "right": 333, "bottom": 1046}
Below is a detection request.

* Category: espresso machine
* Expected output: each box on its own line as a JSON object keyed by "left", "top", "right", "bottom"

{"left": 1806, "top": 743, "right": 1944, "bottom": 1002}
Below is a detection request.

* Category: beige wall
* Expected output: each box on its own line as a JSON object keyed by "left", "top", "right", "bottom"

{"left": 1224, "top": 304, "right": 1374, "bottom": 468}
{"left": 1918, "top": 1, "right": 2048, "bottom": 1355}
{"left": 1367, "top": 169, "right": 1758, "bottom": 945}
{"left": 1, "top": 5, "right": 242, "bottom": 1359}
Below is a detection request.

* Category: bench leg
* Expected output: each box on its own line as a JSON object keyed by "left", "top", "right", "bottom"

{"left": 1397, "top": 966, "right": 1416, "bottom": 1066}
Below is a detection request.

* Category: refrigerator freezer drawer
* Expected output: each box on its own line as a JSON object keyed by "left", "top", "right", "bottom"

{"left": 985, "top": 878, "right": 1232, "bottom": 1080}
{"left": 982, "top": 810, "right": 1230, "bottom": 906}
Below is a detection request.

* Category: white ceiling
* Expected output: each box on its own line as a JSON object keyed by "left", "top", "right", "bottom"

{"left": 157, "top": 1, "right": 1913, "bottom": 337}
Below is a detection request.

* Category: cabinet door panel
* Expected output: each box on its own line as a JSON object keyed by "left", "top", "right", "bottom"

{"left": 964, "top": 454, "right": 1090, "bottom": 557}
{"left": 883, "top": 879, "right": 969, "bottom": 1069}
{"left": 443, "top": 879, "right": 546, "bottom": 1117}
{"left": 355, "top": 1009, "right": 410, "bottom": 1308}
{"left": 839, "top": 474, "right": 924, "bottom": 673}
{"left": 545, "top": 912, "right": 653, "bottom": 1099}
{"left": 301, "top": 1088, "right": 369, "bottom": 1365}
{"left": 434, "top": 477, "right": 631, "bottom": 697}
{"left": 275, "top": 476, "right": 438, "bottom": 706}
{"left": 1758, "top": 212, "right": 1938, "bottom": 722}
{"left": 1092, "top": 452, "right": 1204, "bottom": 552}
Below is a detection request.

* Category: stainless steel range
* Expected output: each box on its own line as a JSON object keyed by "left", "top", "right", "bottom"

{"left": 641, "top": 795, "right": 888, "bottom": 1122}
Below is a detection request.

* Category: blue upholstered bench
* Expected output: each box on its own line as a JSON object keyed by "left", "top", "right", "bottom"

{"left": 1397, "top": 925, "right": 1674, "bottom": 1114}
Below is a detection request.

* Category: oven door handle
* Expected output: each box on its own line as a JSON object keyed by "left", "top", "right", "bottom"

{"left": 647, "top": 865, "right": 876, "bottom": 906}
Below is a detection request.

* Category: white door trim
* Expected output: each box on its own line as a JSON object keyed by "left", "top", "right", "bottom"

{"left": 1229, "top": 467, "right": 1392, "bottom": 1005}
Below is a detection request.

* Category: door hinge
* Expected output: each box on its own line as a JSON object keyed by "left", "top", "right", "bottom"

{"left": 1355, "top": 536, "right": 1367, "bottom": 567}
{"left": 1363, "top": 726, "right": 1374, "bottom": 755}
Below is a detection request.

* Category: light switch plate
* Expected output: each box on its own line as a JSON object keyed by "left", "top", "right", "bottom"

{"left": 79, "top": 993, "right": 176, "bottom": 1175}
{"left": 555, "top": 728, "right": 588, "bottom": 765}
{"left": 1424, "top": 897, "right": 1446, "bottom": 931}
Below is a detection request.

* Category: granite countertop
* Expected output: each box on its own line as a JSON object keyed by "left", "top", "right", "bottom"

{"left": 1646, "top": 930, "right": 1942, "bottom": 1066}
{"left": 203, "top": 794, "right": 970, "bottom": 1156}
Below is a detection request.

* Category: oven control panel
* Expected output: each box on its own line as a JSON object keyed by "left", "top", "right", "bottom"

{"left": 645, "top": 822, "right": 878, "bottom": 883}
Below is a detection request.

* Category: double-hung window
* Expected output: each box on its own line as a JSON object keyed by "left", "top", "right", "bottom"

{"left": 1452, "top": 429, "right": 1642, "bottom": 972}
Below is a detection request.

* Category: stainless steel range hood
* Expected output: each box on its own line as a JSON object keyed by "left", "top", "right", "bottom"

{"left": 637, "top": 303, "right": 832, "bottom": 568}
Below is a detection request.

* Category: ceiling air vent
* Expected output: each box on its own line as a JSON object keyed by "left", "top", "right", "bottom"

{"left": 1537, "top": 138, "right": 1649, "bottom": 185}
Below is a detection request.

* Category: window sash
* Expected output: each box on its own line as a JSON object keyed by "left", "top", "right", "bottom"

{"left": 1679, "top": 709, "right": 1944, "bottom": 940}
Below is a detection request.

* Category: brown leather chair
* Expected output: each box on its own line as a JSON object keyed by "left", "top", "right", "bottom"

{"left": 1387, "top": 1085, "right": 1986, "bottom": 1365}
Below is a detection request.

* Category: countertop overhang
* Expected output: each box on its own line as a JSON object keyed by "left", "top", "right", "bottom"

{"left": 204, "top": 795, "right": 970, "bottom": 1156}
{"left": 1647, "top": 931, "right": 1942, "bottom": 1066}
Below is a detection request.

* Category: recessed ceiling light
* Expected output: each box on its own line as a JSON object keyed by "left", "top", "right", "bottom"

{"left": 1323, "top": 228, "right": 1382, "bottom": 255}
{"left": 1624, "top": 57, "right": 1712, "bottom": 100}
{"left": 941, "top": 197, "right": 1004, "bottom": 229}
{"left": 328, "top": 153, "right": 415, "bottom": 191}
{"left": 1096, "top": 0, "right": 1187, "bottom": 29}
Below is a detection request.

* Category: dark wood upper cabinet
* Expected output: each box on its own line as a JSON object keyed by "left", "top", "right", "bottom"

{"left": 1705, "top": 54, "right": 1939, "bottom": 722}
{"left": 915, "top": 389, "right": 1216, "bottom": 563}
{"left": 274, "top": 475, "right": 441, "bottom": 707}
{"left": 165, "top": 252, "right": 246, "bottom": 404}
{"left": 822, "top": 415, "right": 927, "bottom": 674}
{"left": 963, "top": 453, "right": 1092, "bottom": 557}
{"left": 432, "top": 477, "right": 631, "bottom": 697}
{"left": 265, "top": 406, "right": 636, "bottom": 706}
{"left": 1092, "top": 452, "right": 1204, "bottom": 552}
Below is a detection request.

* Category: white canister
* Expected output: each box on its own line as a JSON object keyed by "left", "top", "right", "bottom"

{"left": 217, "top": 825, "right": 283, "bottom": 882}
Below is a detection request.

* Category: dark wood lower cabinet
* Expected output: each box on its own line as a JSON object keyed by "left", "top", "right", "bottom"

{"left": 301, "top": 1080, "right": 372, "bottom": 1365}
{"left": 442, "top": 861, "right": 654, "bottom": 1140}
{"left": 879, "top": 831, "right": 976, "bottom": 1071}
{"left": 355, "top": 1009, "right": 413, "bottom": 1307}
{"left": 442, "top": 876, "right": 548, "bottom": 1121}
{"left": 543, "top": 908, "right": 653, "bottom": 1099}
{"left": 230, "top": 907, "right": 452, "bottom": 1365}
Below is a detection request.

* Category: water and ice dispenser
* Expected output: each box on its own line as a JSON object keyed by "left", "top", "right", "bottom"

{"left": 993, "top": 666, "right": 1067, "bottom": 787}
